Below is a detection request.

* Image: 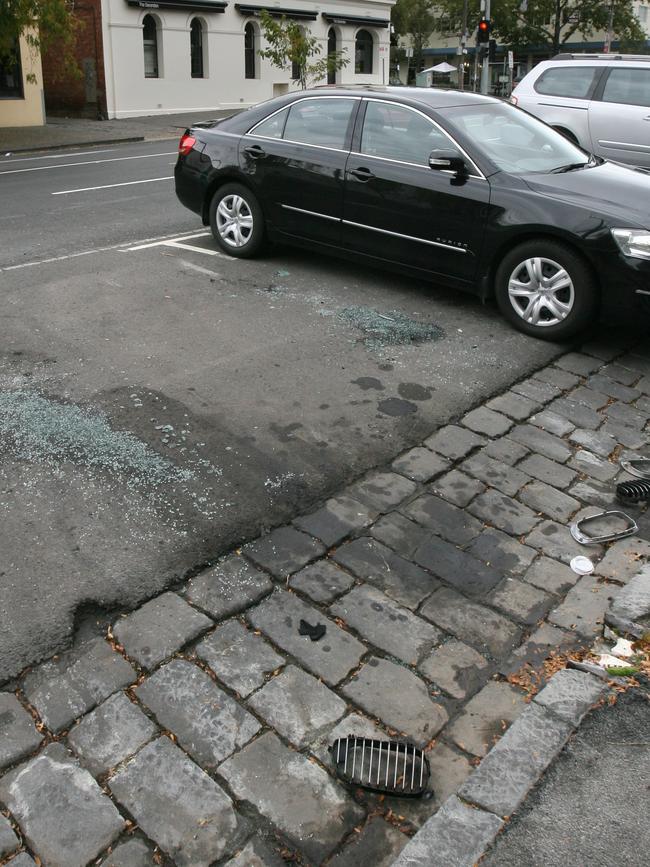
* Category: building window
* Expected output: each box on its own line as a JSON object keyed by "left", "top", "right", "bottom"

{"left": 244, "top": 22, "right": 256, "bottom": 79}
{"left": 0, "top": 42, "right": 23, "bottom": 99}
{"left": 355, "top": 29, "right": 373, "bottom": 75}
{"left": 327, "top": 28, "right": 337, "bottom": 85}
{"left": 190, "top": 18, "right": 204, "bottom": 78}
{"left": 143, "top": 15, "right": 160, "bottom": 78}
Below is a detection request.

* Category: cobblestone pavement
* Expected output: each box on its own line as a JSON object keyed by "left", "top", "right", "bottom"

{"left": 1, "top": 340, "right": 649, "bottom": 866}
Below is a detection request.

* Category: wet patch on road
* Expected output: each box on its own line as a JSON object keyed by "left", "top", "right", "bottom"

{"left": 398, "top": 383, "right": 434, "bottom": 401}
{"left": 338, "top": 306, "right": 444, "bottom": 351}
{"left": 377, "top": 397, "right": 418, "bottom": 417}
{"left": 351, "top": 377, "right": 385, "bottom": 391}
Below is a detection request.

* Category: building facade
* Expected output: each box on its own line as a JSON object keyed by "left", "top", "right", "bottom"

{"left": 93, "top": 0, "right": 393, "bottom": 118}
{"left": 0, "top": 33, "right": 45, "bottom": 127}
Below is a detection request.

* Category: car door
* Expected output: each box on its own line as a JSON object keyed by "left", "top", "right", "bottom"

{"left": 238, "top": 96, "right": 359, "bottom": 245}
{"left": 342, "top": 99, "right": 490, "bottom": 285}
{"left": 589, "top": 66, "right": 650, "bottom": 168}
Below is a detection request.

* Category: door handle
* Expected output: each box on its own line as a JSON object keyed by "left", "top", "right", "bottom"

{"left": 244, "top": 145, "right": 267, "bottom": 158}
{"left": 349, "top": 166, "right": 375, "bottom": 181}
{"left": 644, "top": 116, "right": 650, "bottom": 122}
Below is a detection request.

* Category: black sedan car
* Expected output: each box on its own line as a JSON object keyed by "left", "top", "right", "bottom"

{"left": 175, "top": 86, "right": 650, "bottom": 340}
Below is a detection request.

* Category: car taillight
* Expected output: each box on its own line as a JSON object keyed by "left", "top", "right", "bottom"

{"left": 179, "top": 133, "right": 196, "bottom": 156}
{"left": 510, "top": 95, "right": 518, "bottom": 106}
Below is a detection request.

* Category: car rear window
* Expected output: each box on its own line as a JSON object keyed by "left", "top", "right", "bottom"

{"left": 534, "top": 66, "right": 600, "bottom": 99}
{"left": 601, "top": 67, "right": 650, "bottom": 107}
{"left": 283, "top": 98, "right": 356, "bottom": 149}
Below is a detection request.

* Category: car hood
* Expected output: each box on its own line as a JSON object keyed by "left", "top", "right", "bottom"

{"left": 521, "top": 161, "right": 650, "bottom": 229}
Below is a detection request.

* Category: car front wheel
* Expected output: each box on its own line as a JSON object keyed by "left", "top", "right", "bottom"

{"left": 209, "top": 183, "right": 265, "bottom": 258}
{"left": 495, "top": 240, "right": 598, "bottom": 340}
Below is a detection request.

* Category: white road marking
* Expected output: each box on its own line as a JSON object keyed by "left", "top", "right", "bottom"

{"left": 0, "top": 152, "right": 176, "bottom": 176}
{"left": 52, "top": 176, "right": 173, "bottom": 195}
{"left": 0, "top": 228, "right": 203, "bottom": 271}
{"left": 125, "top": 231, "right": 211, "bottom": 251}
{"left": 124, "top": 231, "right": 231, "bottom": 259}
{"left": 0, "top": 148, "right": 117, "bottom": 165}
{"left": 176, "top": 259, "right": 223, "bottom": 278}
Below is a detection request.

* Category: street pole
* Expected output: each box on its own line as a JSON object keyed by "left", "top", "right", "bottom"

{"left": 458, "top": 0, "right": 469, "bottom": 91}
{"left": 480, "top": 0, "right": 491, "bottom": 94}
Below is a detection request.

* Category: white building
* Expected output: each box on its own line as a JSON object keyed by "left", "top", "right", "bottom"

{"left": 100, "top": 0, "right": 394, "bottom": 118}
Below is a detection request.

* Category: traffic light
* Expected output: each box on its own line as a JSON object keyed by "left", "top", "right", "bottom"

{"left": 488, "top": 38, "right": 497, "bottom": 61}
{"left": 477, "top": 17, "right": 490, "bottom": 43}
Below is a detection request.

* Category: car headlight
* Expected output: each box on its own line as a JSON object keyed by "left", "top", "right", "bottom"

{"left": 611, "top": 228, "right": 650, "bottom": 261}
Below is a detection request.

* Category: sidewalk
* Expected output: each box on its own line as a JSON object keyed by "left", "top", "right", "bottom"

{"left": 0, "top": 110, "right": 236, "bottom": 154}
{"left": 0, "top": 339, "right": 648, "bottom": 866}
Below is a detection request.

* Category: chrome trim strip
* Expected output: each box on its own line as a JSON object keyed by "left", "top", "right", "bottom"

{"left": 635, "top": 289, "right": 650, "bottom": 296}
{"left": 247, "top": 134, "right": 349, "bottom": 154}
{"left": 599, "top": 139, "right": 650, "bottom": 153}
{"left": 342, "top": 218, "right": 468, "bottom": 252}
{"left": 348, "top": 149, "right": 484, "bottom": 179}
{"left": 360, "top": 97, "right": 486, "bottom": 180}
{"left": 280, "top": 204, "right": 340, "bottom": 222}
{"left": 538, "top": 102, "right": 589, "bottom": 110}
{"left": 247, "top": 95, "right": 361, "bottom": 137}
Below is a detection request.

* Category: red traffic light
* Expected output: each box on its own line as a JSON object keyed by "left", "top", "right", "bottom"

{"left": 477, "top": 18, "right": 490, "bottom": 42}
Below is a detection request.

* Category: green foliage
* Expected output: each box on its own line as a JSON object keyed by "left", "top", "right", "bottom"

{"left": 392, "top": 0, "right": 437, "bottom": 70}
{"left": 258, "top": 10, "right": 348, "bottom": 89}
{"left": 430, "top": 0, "right": 647, "bottom": 54}
{"left": 0, "top": 0, "right": 79, "bottom": 83}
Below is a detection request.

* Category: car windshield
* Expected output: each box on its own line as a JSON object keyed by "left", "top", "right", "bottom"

{"left": 440, "top": 102, "right": 590, "bottom": 175}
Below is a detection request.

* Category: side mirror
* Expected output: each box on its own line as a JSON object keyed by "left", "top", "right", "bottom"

{"left": 428, "top": 149, "right": 467, "bottom": 175}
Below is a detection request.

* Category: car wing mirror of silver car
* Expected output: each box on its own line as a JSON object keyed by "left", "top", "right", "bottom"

{"left": 428, "top": 149, "right": 467, "bottom": 176}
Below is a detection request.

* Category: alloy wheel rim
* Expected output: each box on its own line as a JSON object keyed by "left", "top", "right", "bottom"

{"left": 507, "top": 256, "right": 575, "bottom": 327}
{"left": 216, "top": 194, "right": 253, "bottom": 247}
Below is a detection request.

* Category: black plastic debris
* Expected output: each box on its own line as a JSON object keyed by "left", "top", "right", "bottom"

{"left": 330, "top": 736, "right": 430, "bottom": 797}
{"left": 617, "top": 478, "right": 650, "bottom": 506}
{"left": 298, "top": 619, "right": 326, "bottom": 642}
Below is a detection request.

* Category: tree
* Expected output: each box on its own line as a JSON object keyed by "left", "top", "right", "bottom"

{"left": 258, "top": 10, "right": 348, "bottom": 90}
{"left": 0, "top": 0, "right": 79, "bottom": 83}
{"left": 392, "top": 0, "right": 437, "bottom": 73}
{"left": 431, "top": 0, "right": 646, "bottom": 56}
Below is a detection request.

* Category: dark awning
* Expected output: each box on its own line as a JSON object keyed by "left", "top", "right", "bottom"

{"left": 127, "top": 0, "right": 227, "bottom": 11}
{"left": 235, "top": 4, "right": 317, "bottom": 20}
{"left": 322, "top": 12, "right": 389, "bottom": 27}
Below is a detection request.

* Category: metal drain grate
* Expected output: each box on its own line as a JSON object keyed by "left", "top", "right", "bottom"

{"left": 330, "top": 736, "right": 430, "bottom": 796}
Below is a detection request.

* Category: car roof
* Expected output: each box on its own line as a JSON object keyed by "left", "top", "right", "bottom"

{"left": 311, "top": 85, "right": 498, "bottom": 109}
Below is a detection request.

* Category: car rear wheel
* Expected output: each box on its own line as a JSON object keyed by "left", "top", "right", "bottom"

{"left": 495, "top": 240, "right": 598, "bottom": 340}
{"left": 209, "top": 183, "right": 265, "bottom": 257}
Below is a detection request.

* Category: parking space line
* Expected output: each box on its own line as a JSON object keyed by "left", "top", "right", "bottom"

{"left": 52, "top": 176, "right": 174, "bottom": 195}
{"left": 1, "top": 152, "right": 176, "bottom": 176}
{"left": 125, "top": 231, "right": 211, "bottom": 251}
{"left": 0, "top": 148, "right": 117, "bottom": 165}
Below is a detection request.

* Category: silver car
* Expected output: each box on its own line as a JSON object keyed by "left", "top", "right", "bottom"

{"left": 511, "top": 54, "right": 650, "bottom": 168}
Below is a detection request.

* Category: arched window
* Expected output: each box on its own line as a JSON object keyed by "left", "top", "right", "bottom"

{"left": 327, "top": 28, "right": 337, "bottom": 85}
{"left": 190, "top": 18, "right": 204, "bottom": 78}
{"left": 355, "top": 29, "right": 373, "bottom": 75}
{"left": 143, "top": 14, "right": 159, "bottom": 79}
{"left": 244, "top": 22, "right": 256, "bottom": 79}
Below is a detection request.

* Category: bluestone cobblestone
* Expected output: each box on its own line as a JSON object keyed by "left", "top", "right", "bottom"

{"left": 499, "top": 622, "right": 578, "bottom": 677}
{"left": 508, "top": 424, "right": 572, "bottom": 463}
{"left": 369, "top": 511, "right": 428, "bottom": 559}
{"left": 391, "top": 447, "right": 450, "bottom": 482}
{"left": 566, "top": 385, "right": 609, "bottom": 410}
{"left": 595, "top": 537, "right": 650, "bottom": 583}
{"left": 529, "top": 409, "right": 575, "bottom": 438}
{"left": 600, "top": 362, "right": 642, "bottom": 386}
{"left": 486, "top": 391, "right": 540, "bottom": 421}
{"left": 342, "top": 657, "right": 448, "bottom": 746}
{"left": 224, "top": 838, "right": 286, "bottom": 867}
{"left": 99, "top": 839, "right": 156, "bottom": 867}
{"left": 460, "top": 452, "right": 530, "bottom": 496}
{"left": 586, "top": 374, "right": 640, "bottom": 402}
{"left": 533, "top": 669, "right": 606, "bottom": 724}
{"left": 22, "top": 638, "right": 137, "bottom": 732}
{"left": 247, "top": 589, "right": 365, "bottom": 684}
{"left": 109, "top": 737, "right": 239, "bottom": 867}
{"left": 482, "top": 438, "right": 529, "bottom": 466}
{"left": 333, "top": 538, "right": 438, "bottom": 609}
{"left": 448, "top": 680, "right": 527, "bottom": 757}
{"left": 568, "top": 428, "right": 616, "bottom": 457}
{"left": 244, "top": 526, "right": 326, "bottom": 578}
{"left": 487, "top": 577, "right": 554, "bottom": 625}
{"left": 518, "top": 480, "right": 581, "bottom": 522}
{"left": 136, "top": 659, "right": 260, "bottom": 768}
{"left": 345, "top": 471, "right": 417, "bottom": 512}
{"left": 0, "top": 693, "right": 42, "bottom": 771}
{"left": 293, "top": 494, "right": 376, "bottom": 547}
{"left": 461, "top": 406, "right": 513, "bottom": 437}
{"left": 533, "top": 366, "right": 580, "bottom": 390}
{"left": 67, "top": 692, "right": 157, "bottom": 777}
{"left": 418, "top": 638, "right": 489, "bottom": 700}
{"left": 185, "top": 554, "right": 272, "bottom": 620}
{"left": 468, "top": 489, "right": 540, "bottom": 536}
{"left": 430, "top": 469, "right": 486, "bottom": 508}
{"left": 511, "top": 377, "right": 561, "bottom": 404}
{"left": 0, "top": 814, "right": 18, "bottom": 859}
{"left": 327, "top": 818, "right": 407, "bottom": 867}
{"left": 424, "top": 425, "right": 486, "bottom": 460}
{"left": 289, "top": 559, "right": 354, "bottom": 603}
{"left": 330, "top": 584, "right": 441, "bottom": 665}
{"left": 604, "top": 401, "right": 648, "bottom": 429}
{"left": 466, "top": 528, "right": 537, "bottom": 576}
{"left": 196, "top": 620, "right": 284, "bottom": 697}
{"left": 568, "top": 449, "right": 619, "bottom": 482}
{"left": 402, "top": 493, "right": 483, "bottom": 545}
{"left": 420, "top": 588, "right": 522, "bottom": 658}
{"left": 517, "top": 453, "right": 577, "bottom": 489}
{"left": 414, "top": 535, "right": 503, "bottom": 597}
{"left": 220, "top": 731, "right": 363, "bottom": 865}
{"left": 555, "top": 352, "right": 602, "bottom": 377}
{"left": 549, "top": 575, "right": 619, "bottom": 637}
{"left": 522, "top": 556, "right": 579, "bottom": 595}
{"left": 525, "top": 520, "right": 604, "bottom": 564}
{"left": 0, "top": 743, "right": 124, "bottom": 867}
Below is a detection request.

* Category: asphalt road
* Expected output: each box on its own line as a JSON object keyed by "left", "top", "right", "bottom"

{"left": 0, "top": 138, "right": 609, "bottom": 680}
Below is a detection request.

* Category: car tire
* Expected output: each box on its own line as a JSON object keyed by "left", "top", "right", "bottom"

{"left": 209, "top": 183, "right": 265, "bottom": 258}
{"left": 495, "top": 239, "right": 598, "bottom": 340}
